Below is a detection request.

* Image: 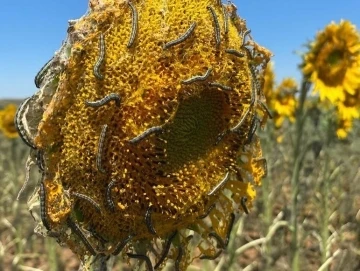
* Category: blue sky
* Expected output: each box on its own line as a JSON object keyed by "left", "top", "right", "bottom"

{"left": 1, "top": 0, "right": 359, "bottom": 98}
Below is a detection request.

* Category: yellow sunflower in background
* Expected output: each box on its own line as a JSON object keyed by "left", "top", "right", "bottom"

{"left": 0, "top": 104, "right": 19, "bottom": 138}
{"left": 335, "top": 87, "right": 360, "bottom": 138}
{"left": 303, "top": 20, "right": 360, "bottom": 103}
{"left": 261, "top": 62, "right": 275, "bottom": 104}
{"left": 336, "top": 118, "right": 353, "bottom": 139}
{"left": 336, "top": 101, "right": 360, "bottom": 121}
{"left": 273, "top": 78, "right": 297, "bottom": 128}
{"left": 17, "top": 0, "right": 271, "bottom": 270}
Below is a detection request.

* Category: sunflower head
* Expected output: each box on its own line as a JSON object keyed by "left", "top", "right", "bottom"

{"left": 302, "top": 20, "right": 360, "bottom": 103}
{"left": 261, "top": 62, "right": 275, "bottom": 104}
{"left": 336, "top": 118, "right": 353, "bottom": 139}
{"left": 20, "top": 0, "right": 271, "bottom": 269}
{"left": 336, "top": 99, "right": 360, "bottom": 120}
{"left": 273, "top": 78, "right": 297, "bottom": 128}
{"left": 342, "top": 87, "right": 360, "bottom": 108}
{"left": 0, "top": 104, "right": 19, "bottom": 139}
{"left": 334, "top": 86, "right": 360, "bottom": 138}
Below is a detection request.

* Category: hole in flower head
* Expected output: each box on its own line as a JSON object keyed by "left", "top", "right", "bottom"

{"left": 157, "top": 87, "right": 230, "bottom": 173}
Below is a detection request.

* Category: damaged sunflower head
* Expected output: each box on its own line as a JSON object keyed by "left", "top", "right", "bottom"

{"left": 18, "top": 0, "right": 271, "bottom": 269}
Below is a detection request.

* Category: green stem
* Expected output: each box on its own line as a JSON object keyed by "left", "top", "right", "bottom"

{"left": 290, "top": 80, "right": 310, "bottom": 271}
{"left": 320, "top": 155, "right": 330, "bottom": 268}
{"left": 320, "top": 117, "right": 333, "bottom": 269}
{"left": 261, "top": 129, "right": 273, "bottom": 271}
{"left": 46, "top": 238, "right": 59, "bottom": 271}
{"left": 14, "top": 228, "right": 24, "bottom": 271}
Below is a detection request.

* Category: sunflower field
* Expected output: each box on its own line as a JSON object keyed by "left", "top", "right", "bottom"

{"left": 0, "top": 1, "right": 359, "bottom": 271}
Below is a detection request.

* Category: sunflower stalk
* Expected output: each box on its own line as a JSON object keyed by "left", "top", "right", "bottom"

{"left": 320, "top": 154, "right": 330, "bottom": 267}
{"left": 46, "top": 238, "right": 59, "bottom": 271}
{"left": 260, "top": 126, "right": 274, "bottom": 270}
{"left": 234, "top": 218, "right": 289, "bottom": 256}
{"left": 319, "top": 116, "right": 340, "bottom": 270}
{"left": 222, "top": 212, "right": 288, "bottom": 271}
{"left": 290, "top": 80, "right": 310, "bottom": 271}
{"left": 218, "top": 215, "right": 245, "bottom": 271}
{"left": 262, "top": 174, "right": 273, "bottom": 270}
{"left": 318, "top": 249, "right": 341, "bottom": 271}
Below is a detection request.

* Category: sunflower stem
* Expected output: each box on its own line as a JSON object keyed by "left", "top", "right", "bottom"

{"left": 261, "top": 127, "right": 274, "bottom": 271}
{"left": 320, "top": 154, "right": 330, "bottom": 269}
{"left": 290, "top": 80, "right": 310, "bottom": 271}
{"left": 46, "top": 238, "right": 59, "bottom": 271}
{"left": 262, "top": 176, "right": 273, "bottom": 270}
{"left": 319, "top": 116, "right": 333, "bottom": 269}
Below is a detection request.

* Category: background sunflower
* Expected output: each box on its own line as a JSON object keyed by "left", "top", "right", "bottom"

{"left": 0, "top": 104, "right": 19, "bottom": 139}
{"left": 302, "top": 20, "right": 360, "bottom": 103}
